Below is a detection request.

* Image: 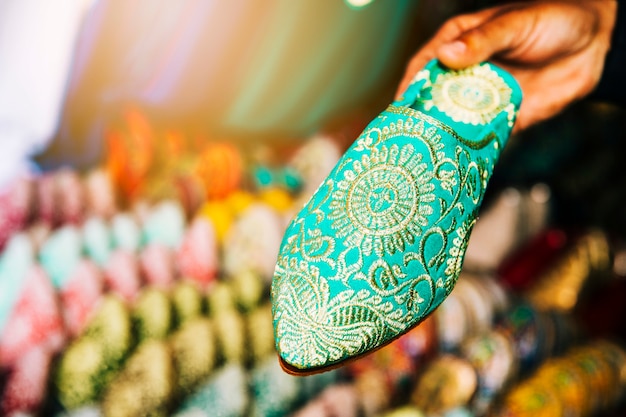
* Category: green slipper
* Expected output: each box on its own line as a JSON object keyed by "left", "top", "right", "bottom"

{"left": 271, "top": 60, "right": 522, "bottom": 374}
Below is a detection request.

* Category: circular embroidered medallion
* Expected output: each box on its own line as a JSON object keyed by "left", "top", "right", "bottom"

{"left": 348, "top": 165, "right": 417, "bottom": 236}
{"left": 430, "top": 64, "right": 512, "bottom": 125}
{"left": 328, "top": 143, "right": 435, "bottom": 256}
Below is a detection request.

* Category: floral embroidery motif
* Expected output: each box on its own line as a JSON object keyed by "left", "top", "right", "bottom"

{"left": 272, "top": 257, "right": 405, "bottom": 368}
{"left": 328, "top": 144, "right": 435, "bottom": 257}
{"left": 428, "top": 64, "right": 512, "bottom": 126}
{"left": 443, "top": 218, "right": 476, "bottom": 291}
{"left": 271, "top": 61, "right": 521, "bottom": 372}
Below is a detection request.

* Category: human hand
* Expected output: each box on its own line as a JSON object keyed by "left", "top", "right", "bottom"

{"left": 396, "top": 0, "right": 617, "bottom": 133}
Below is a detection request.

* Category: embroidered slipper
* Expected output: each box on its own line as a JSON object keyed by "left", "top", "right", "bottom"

{"left": 271, "top": 59, "right": 522, "bottom": 375}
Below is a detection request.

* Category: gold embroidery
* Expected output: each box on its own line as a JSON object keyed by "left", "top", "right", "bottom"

{"left": 272, "top": 62, "right": 519, "bottom": 371}
{"left": 429, "top": 64, "right": 512, "bottom": 126}
{"left": 444, "top": 218, "right": 476, "bottom": 291}
{"left": 328, "top": 144, "right": 435, "bottom": 258}
{"left": 273, "top": 257, "right": 407, "bottom": 369}
{"left": 386, "top": 106, "right": 501, "bottom": 151}
{"left": 386, "top": 106, "right": 464, "bottom": 142}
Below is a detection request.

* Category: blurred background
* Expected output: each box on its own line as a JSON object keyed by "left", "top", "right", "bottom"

{"left": 2, "top": 0, "right": 626, "bottom": 416}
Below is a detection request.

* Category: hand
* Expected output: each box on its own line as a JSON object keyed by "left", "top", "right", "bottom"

{"left": 396, "top": 0, "right": 617, "bottom": 133}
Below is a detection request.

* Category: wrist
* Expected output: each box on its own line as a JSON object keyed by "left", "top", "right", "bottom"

{"left": 590, "top": 0, "right": 625, "bottom": 104}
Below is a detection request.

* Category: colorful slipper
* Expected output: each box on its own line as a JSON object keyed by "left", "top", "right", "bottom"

{"left": 271, "top": 59, "right": 522, "bottom": 375}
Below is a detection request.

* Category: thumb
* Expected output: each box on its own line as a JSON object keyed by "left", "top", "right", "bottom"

{"left": 437, "top": 10, "right": 526, "bottom": 69}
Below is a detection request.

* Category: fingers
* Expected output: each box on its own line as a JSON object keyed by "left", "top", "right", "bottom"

{"left": 437, "top": 8, "right": 530, "bottom": 69}
{"left": 395, "top": 8, "right": 500, "bottom": 99}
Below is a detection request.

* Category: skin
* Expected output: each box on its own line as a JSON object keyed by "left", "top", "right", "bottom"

{"left": 395, "top": 0, "right": 618, "bottom": 133}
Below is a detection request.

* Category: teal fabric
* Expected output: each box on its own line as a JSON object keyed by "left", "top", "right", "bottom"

{"left": 174, "top": 364, "right": 248, "bottom": 417}
{"left": 39, "top": 226, "right": 82, "bottom": 289}
{"left": 83, "top": 217, "right": 113, "bottom": 267}
{"left": 142, "top": 201, "right": 186, "bottom": 249}
{"left": 0, "top": 234, "right": 34, "bottom": 334}
{"left": 271, "top": 59, "right": 522, "bottom": 372}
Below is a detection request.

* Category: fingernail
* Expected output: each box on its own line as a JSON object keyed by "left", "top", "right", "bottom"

{"left": 441, "top": 40, "right": 467, "bottom": 55}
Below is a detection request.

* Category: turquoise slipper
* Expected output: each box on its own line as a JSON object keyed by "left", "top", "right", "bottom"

{"left": 271, "top": 60, "right": 522, "bottom": 374}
